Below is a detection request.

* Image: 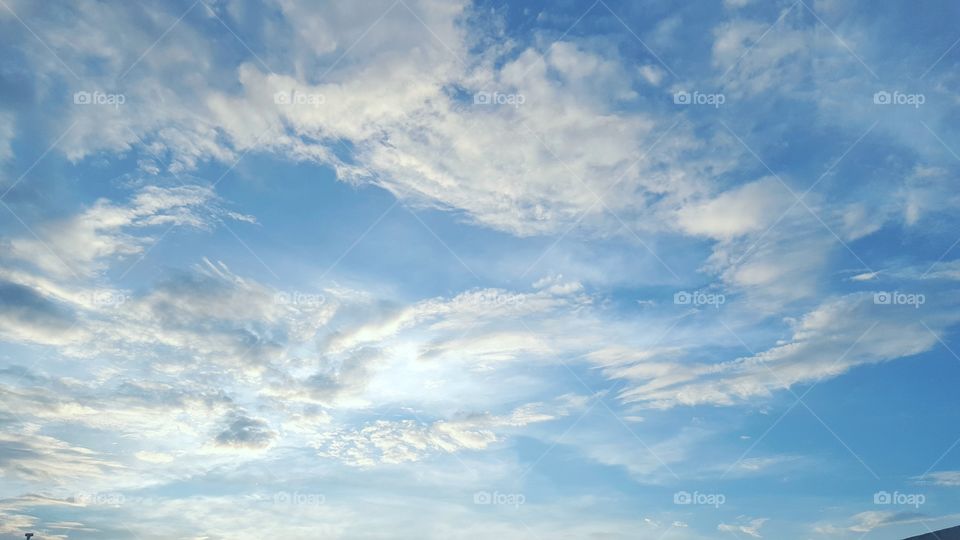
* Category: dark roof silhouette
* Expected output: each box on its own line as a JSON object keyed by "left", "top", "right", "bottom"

{"left": 904, "top": 525, "right": 960, "bottom": 540}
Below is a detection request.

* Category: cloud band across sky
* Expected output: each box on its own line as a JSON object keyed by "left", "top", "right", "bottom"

{"left": 2, "top": 0, "right": 960, "bottom": 538}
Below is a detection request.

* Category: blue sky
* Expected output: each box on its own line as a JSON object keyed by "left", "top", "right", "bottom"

{"left": 1, "top": 0, "right": 960, "bottom": 538}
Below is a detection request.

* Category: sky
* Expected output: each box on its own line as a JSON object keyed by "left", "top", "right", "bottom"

{"left": 1, "top": 0, "right": 960, "bottom": 538}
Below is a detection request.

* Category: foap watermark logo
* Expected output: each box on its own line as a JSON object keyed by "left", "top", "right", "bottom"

{"left": 72, "top": 492, "right": 126, "bottom": 506}
{"left": 473, "top": 91, "right": 525, "bottom": 108}
{"left": 873, "top": 291, "right": 925, "bottom": 309}
{"left": 674, "top": 290, "right": 725, "bottom": 308}
{"left": 78, "top": 291, "right": 130, "bottom": 308}
{"left": 273, "top": 491, "right": 326, "bottom": 506}
{"left": 673, "top": 90, "right": 725, "bottom": 108}
{"left": 461, "top": 292, "right": 526, "bottom": 309}
{"left": 673, "top": 490, "right": 725, "bottom": 508}
{"left": 73, "top": 90, "right": 126, "bottom": 109}
{"left": 874, "top": 490, "right": 925, "bottom": 508}
{"left": 274, "top": 291, "right": 326, "bottom": 307}
{"left": 274, "top": 90, "right": 325, "bottom": 107}
{"left": 873, "top": 90, "right": 925, "bottom": 108}
{"left": 473, "top": 490, "right": 525, "bottom": 508}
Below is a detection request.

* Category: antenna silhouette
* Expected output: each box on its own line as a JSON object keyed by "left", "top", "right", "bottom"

{"left": 25, "top": 534, "right": 34, "bottom": 539}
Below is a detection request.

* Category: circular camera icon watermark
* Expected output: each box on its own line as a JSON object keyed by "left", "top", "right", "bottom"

{"left": 73, "top": 90, "right": 126, "bottom": 108}
{"left": 673, "top": 490, "right": 725, "bottom": 508}
{"left": 673, "top": 90, "right": 725, "bottom": 108}
{"left": 674, "top": 290, "right": 725, "bottom": 308}
{"left": 873, "top": 490, "right": 925, "bottom": 508}
{"left": 873, "top": 291, "right": 924, "bottom": 308}
{"left": 273, "top": 491, "right": 325, "bottom": 505}
{"left": 274, "top": 291, "right": 326, "bottom": 307}
{"left": 473, "top": 490, "right": 525, "bottom": 508}
{"left": 274, "top": 90, "right": 325, "bottom": 107}
{"left": 473, "top": 91, "right": 525, "bottom": 108}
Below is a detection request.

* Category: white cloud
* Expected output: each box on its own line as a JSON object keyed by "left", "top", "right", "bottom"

{"left": 4, "top": 0, "right": 745, "bottom": 239}
{"left": 214, "top": 411, "right": 277, "bottom": 450}
{"left": 638, "top": 64, "right": 665, "bottom": 86}
{"left": 6, "top": 185, "right": 247, "bottom": 277}
{"left": 0, "top": 431, "right": 120, "bottom": 485}
{"left": 0, "top": 280, "right": 83, "bottom": 345}
{"left": 704, "top": 205, "right": 836, "bottom": 307}
{"left": 713, "top": 18, "right": 802, "bottom": 93}
{"left": 815, "top": 510, "right": 931, "bottom": 534}
{"left": 313, "top": 396, "right": 584, "bottom": 466}
{"left": 676, "top": 177, "right": 794, "bottom": 240}
{"left": 916, "top": 471, "right": 960, "bottom": 487}
{"left": 2, "top": 4, "right": 960, "bottom": 538}
{"left": 134, "top": 451, "right": 175, "bottom": 464}
{"left": 900, "top": 165, "right": 960, "bottom": 226}
{"left": 615, "top": 293, "right": 949, "bottom": 408}
{"left": 718, "top": 517, "right": 767, "bottom": 537}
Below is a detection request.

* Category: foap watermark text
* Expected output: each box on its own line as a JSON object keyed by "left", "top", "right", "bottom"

{"left": 74, "top": 90, "right": 125, "bottom": 108}
{"left": 874, "top": 491, "right": 925, "bottom": 508}
{"left": 873, "top": 90, "right": 925, "bottom": 108}
{"left": 674, "top": 90, "right": 725, "bottom": 108}
{"left": 874, "top": 291, "right": 924, "bottom": 308}
{"left": 674, "top": 290, "right": 725, "bottom": 308}
{"left": 674, "top": 490, "right": 725, "bottom": 508}
{"left": 474, "top": 490, "right": 525, "bottom": 507}
{"left": 474, "top": 91, "right": 525, "bottom": 108}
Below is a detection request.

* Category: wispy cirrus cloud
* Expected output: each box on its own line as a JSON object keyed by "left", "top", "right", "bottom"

{"left": 2, "top": 0, "right": 960, "bottom": 538}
